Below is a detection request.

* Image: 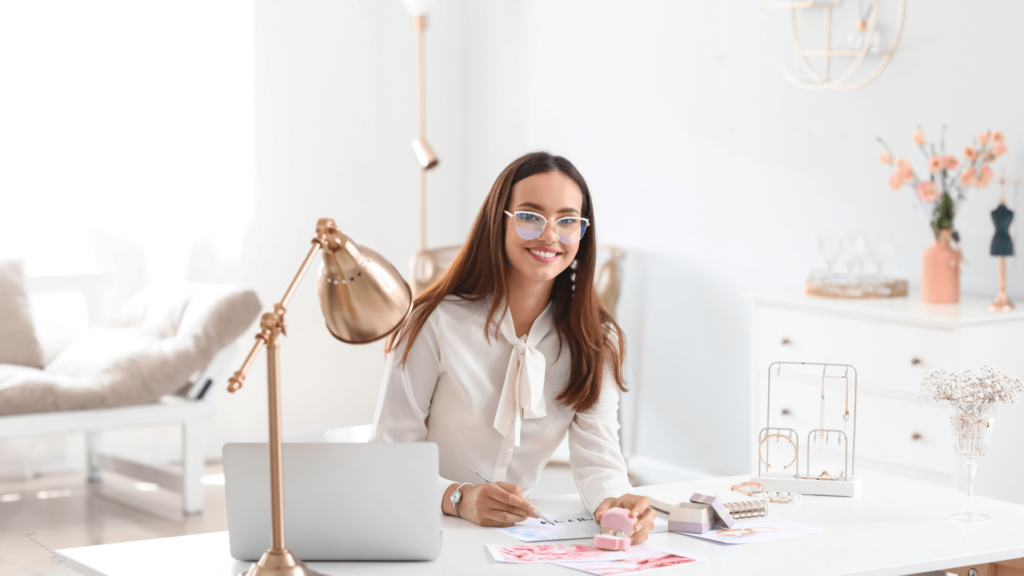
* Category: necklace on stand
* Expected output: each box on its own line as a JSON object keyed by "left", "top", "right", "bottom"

{"left": 819, "top": 367, "right": 827, "bottom": 458}
{"left": 842, "top": 367, "right": 850, "bottom": 434}
{"left": 819, "top": 368, "right": 852, "bottom": 459}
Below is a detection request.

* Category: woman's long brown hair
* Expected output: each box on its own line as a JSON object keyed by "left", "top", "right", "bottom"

{"left": 386, "top": 151, "right": 626, "bottom": 412}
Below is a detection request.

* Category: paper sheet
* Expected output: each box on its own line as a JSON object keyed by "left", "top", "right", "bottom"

{"left": 552, "top": 546, "right": 706, "bottom": 575}
{"left": 495, "top": 512, "right": 668, "bottom": 542}
{"left": 486, "top": 544, "right": 706, "bottom": 574}
{"left": 674, "top": 516, "right": 822, "bottom": 544}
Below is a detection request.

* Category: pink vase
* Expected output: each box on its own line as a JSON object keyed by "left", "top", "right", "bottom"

{"left": 921, "top": 229, "right": 960, "bottom": 303}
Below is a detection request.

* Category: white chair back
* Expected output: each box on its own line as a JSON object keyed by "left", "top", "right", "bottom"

{"left": 409, "top": 245, "right": 462, "bottom": 296}
{"left": 322, "top": 424, "right": 373, "bottom": 443}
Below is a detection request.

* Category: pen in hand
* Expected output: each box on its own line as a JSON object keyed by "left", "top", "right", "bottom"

{"left": 468, "top": 467, "right": 556, "bottom": 524}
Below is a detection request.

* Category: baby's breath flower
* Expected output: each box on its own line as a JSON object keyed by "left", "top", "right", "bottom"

{"left": 919, "top": 365, "right": 1023, "bottom": 404}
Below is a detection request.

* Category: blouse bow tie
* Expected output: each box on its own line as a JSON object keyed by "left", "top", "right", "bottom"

{"left": 493, "top": 304, "right": 553, "bottom": 447}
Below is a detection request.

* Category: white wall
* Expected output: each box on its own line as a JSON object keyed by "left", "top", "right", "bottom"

{"left": 460, "top": 1, "right": 1024, "bottom": 475}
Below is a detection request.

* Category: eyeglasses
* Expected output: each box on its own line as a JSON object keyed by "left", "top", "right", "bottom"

{"left": 504, "top": 210, "right": 590, "bottom": 245}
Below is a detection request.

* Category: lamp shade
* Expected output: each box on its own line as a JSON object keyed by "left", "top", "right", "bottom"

{"left": 315, "top": 219, "right": 412, "bottom": 344}
{"left": 411, "top": 138, "right": 439, "bottom": 169}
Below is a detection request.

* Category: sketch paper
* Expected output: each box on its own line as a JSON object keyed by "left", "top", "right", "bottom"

{"left": 552, "top": 546, "right": 706, "bottom": 575}
{"left": 675, "top": 516, "right": 822, "bottom": 544}
{"left": 486, "top": 544, "right": 628, "bottom": 564}
{"left": 495, "top": 512, "right": 668, "bottom": 542}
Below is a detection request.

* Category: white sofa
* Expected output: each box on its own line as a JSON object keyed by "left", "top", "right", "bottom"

{"left": 0, "top": 262, "right": 260, "bottom": 514}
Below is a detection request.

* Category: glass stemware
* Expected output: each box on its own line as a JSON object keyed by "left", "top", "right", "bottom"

{"left": 947, "top": 401, "right": 997, "bottom": 523}
{"left": 866, "top": 232, "right": 895, "bottom": 275}
{"left": 841, "top": 234, "right": 868, "bottom": 276}
{"left": 818, "top": 234, "right": 842, "bottom": 275}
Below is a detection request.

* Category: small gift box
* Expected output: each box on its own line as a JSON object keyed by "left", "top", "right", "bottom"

{"left": 690, "top": 493, "right": 736, "bottom": 529}
{"left": 667, "top": 502, "right": 714, "bottom": 534}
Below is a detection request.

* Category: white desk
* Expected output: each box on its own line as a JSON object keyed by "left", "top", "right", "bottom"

{"left": 58, "top": 475, "right": 1024, "bottom": 576}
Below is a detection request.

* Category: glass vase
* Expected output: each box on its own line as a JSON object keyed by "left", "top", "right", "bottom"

{"left": 947, "top": 401, "right": 998, "bottom": 522}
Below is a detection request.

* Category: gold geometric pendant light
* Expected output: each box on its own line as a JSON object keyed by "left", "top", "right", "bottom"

{"left": 761, "top": 0, "right": 905, "bottom": 91}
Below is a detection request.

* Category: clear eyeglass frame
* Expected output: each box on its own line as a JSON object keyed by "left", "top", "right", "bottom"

{"left": 504, "top": 210, "right": 590, "bottom": 245}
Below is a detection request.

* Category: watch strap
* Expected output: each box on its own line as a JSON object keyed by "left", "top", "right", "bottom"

{"left": 453, "top": 483, "right": 472, "bottom": 518}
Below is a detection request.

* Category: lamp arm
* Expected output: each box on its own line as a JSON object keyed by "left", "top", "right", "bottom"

{"left": 227, "top": 240, "right": 325, "bottom": 393}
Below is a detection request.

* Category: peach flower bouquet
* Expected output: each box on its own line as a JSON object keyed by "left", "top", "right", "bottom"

{"left": 878, "top": 127, "right": 1007, "bottom": 239}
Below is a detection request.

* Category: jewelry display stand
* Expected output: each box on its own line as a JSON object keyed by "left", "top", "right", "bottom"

{"left": 757, "top": 362, "right": 863, "bottom": 497}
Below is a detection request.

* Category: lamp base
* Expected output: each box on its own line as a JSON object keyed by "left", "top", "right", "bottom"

{"left": 990, "top": 295, "right": 1015, "bottom": 312}
{"left": 949, "top": 511, "right": 991, "bottom": 523}
{"left": 238, "top": 549, "right": 328, "bottom": 576}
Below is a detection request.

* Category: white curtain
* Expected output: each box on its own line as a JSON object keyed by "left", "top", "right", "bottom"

{"left": 0, "top": 1, "right": 254, "bottom": 288}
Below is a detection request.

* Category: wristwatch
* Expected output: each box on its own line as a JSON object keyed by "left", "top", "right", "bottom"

{"left": 451, "top": 483, "right": 472, "bottom": 518}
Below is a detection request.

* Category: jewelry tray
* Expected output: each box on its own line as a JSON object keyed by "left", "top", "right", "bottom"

{"left": 756, "top": 362, "right": 863, "bottom": 497}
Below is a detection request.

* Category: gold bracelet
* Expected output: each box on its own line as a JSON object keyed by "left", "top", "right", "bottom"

{"left": 757, "top": 434, "right": 798, "bottom": 470}
{"left": 797, "top": 470, "right": 845, "bottom": 481}
{"left": 730, "top": 481, "right": 765, "bottom": 498}
{"left": 715, "top": 526, "right": 781, "bottom": 537}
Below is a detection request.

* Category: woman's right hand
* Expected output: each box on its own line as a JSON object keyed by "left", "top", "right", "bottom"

{"left": 457, "top": 482, "right": 539, "bottom": 527}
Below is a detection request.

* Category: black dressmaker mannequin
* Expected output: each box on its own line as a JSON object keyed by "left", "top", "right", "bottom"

{"left": 991, "top": 202, "right": 1014, "bottom": 257}
{"left": 990, "top": 172, "right": 1017, "bottom": 311}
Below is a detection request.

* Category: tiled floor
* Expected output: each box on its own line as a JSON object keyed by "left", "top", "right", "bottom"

{"left": 0, "top": 464, "right": 229, "bottom": 576}
{"left": 0, "top": 462, "right": 579, "bottom": 576}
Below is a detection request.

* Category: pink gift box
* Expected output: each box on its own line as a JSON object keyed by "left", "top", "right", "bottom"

{"left": 689, "top": 493, "right": 736, "bottom": 529}
{"left": 668, "top": 502, "right": 715, "bottom": 534}
{"left": 668, "top": 520, "right": 714, "bottom": 534}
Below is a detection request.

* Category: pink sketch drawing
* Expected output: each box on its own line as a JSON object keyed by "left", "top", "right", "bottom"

{"left": 601, "top": 553, "right": 695, "bottom": 574}
{"left": 553, "top": 547, "right": 702, "bottom": 575}
{"left": 496, "top": 544, "right": 609, "bottom": 563}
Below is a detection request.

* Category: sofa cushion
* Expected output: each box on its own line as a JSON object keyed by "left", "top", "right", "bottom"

{"left": 0, "top": 283, "right": 260, "bottom": 416}
{"left": 108, "top": 283, "right": 196, "bottom": 338}
{"left": 0, "top": 363, "right": 47, "bottom": 384}
{"left": 28, "top": 290, "right": 90, "bottom": 366}
{"left": 0, "top": 260, "right": 44, "bottom": 368}
{"left": 45, "top": 327, "right": 158, "bottom": 378}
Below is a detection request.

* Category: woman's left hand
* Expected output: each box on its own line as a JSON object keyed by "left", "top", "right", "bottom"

{"left": 594, "top": 494, "right": 656, "bottom": 545}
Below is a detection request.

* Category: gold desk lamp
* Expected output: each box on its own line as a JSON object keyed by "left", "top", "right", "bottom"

{"left": 226, "top": 218, "right": 412, "bottom": 576}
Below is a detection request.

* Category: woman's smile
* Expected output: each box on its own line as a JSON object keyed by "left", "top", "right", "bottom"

{"left": 526, "top": 246, "right": 561, "bottom": 263}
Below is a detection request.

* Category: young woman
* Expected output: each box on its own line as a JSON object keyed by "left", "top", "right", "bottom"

{"left": 372, "top": 152, "right": 655, "bottom": 545}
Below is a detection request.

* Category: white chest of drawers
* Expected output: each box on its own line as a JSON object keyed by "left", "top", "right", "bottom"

{"left": 747, "top": 288, "right": 1024, "bottom": 504}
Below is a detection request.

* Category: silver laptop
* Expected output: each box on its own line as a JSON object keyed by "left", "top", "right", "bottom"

{"left": 223, "top": 442, "right": 441, "bottom": 561}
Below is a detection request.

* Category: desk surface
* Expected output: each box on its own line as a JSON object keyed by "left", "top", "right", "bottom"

{"left": 58, "top": 474, "right": 1024, "bottom": 576}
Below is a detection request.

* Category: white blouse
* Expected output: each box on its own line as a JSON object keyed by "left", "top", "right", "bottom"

{"left": 370, "top": 295, "right": 633, "bottom": 514}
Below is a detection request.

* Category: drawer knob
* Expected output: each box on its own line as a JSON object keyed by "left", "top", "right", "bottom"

{"left": 781, "top": 338, "right": 791, "bottom": 345}
{"left": 911, "top": 432, "right": 922, "bottom": 441}
{"left": 911, "top": 358, "right": 921, "bottom": 365}
{"left": 781, "top": 408, "right": 790, "bottom": 415}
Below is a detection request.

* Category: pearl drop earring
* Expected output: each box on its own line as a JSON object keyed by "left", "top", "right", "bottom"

{"left": 569, "top": 259, "right": 578, "bottom": 292}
